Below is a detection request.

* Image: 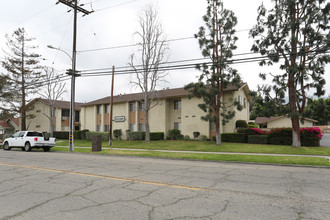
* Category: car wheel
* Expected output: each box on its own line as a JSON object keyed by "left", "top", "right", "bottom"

{"left": 43, "top": 147, "right": 50, "bottom": 152}
{"left": 24, "top": 142, "right": 32, "bottom": 152}
{"left": 3, "top": 142, "right": 11, "bottom": 151}
{"left": 21, "top": 147, "right": 26, "bottom": 151}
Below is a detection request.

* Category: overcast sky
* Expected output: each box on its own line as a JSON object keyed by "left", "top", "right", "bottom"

{"left": 0, "top": 0, "right": 329, "bottom": 103}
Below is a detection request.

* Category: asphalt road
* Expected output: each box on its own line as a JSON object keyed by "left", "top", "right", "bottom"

{"left": 0, "top": 151, "right": 329, "bottom": 220}
{"left": 321, "top": 133, "right": 330, "bottom": 147}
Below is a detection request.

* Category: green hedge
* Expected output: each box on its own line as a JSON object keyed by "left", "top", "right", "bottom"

{"left": 248, "top": 135, "right": 268, "bottom": 144}
{"left": 127, "top": 132, "right": 145, "bottom": 140}
{"left": 268, "top": 137, "right": 292, "bottom": 145}
{"left": 86, "top": 132, "right": 109, "bottom": 141}
{"left": 81, "top": 129, "right": 89, "bottom": 140}
{"left": 301, "top": 137, "right": 320, "bottom": 147}
{"left": 150, "top": 132, "right": 164, "bottom": 140}
{"left": 74, "top": 130, "right": 82, "bottom": 140}
{"left": 53, "top": 131, "right": 69, "bottom": 139}
{"left": 221, "top": 133, "right": 247, "bottom": 143}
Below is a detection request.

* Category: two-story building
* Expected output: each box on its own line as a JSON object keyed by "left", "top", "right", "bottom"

{"left": 25, "top": 98, "right": 83, "bottom": 132}
{"left": 80, "top": 84, "right": 251, "bottom": 139}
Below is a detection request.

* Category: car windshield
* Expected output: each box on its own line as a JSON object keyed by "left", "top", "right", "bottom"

{"left": 27, "top": 132, "right": 43, "bottom": 137}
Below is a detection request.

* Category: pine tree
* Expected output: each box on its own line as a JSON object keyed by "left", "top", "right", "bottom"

{"left": 185, "top": 0, "right": 242, "bottom": 145}
{"left": 250, "top": 0, "right": 330, "bottom": 147}
{"left": 1, "top": 28, "right": 42, "bottom": 130}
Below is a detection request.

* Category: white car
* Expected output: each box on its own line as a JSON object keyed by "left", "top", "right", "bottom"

{"left": 3, "top": 131, "right": 56, "bottom": 152}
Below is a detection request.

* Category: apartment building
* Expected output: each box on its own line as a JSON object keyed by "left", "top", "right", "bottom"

{"left": 80, "top": 84, "right": 251, "bottom": 139}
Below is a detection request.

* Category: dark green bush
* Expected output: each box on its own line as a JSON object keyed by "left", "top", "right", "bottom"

{"left": 200, "top": 135, "right": 207, "bottom": 141}
{"left": 86, "top": 132, "right": 109, "bottom": 141}
{"left": 81, "top": 129, "right": 89, "bottom": 140}
{"left": 74, "top": 130, "right": 82, "bottom": 140}
{"left": 236, "top": 120, "right": 248, "bottom": 128}
{"left": 184, "top": 135, "right": 190, "bottom": 140}
{"left": 193, "top": 131, "right": 200, "bottom": 139}
{"left": 127, "top": 132, "right": 145, "bottom": 140}
{"left": 268, "top": 137, "right": 292, "bottom": 145}
{"left": 150, "top": 132, "right": 164, "bottom": 140}
{"left": 301, "top": 137, "right": 320, "bottom": 147}
{"left": 237, "top": 128, "right": 261, "bottom": 135}
{"left": 53, "top": 131, "right": 69, "bottom": 139}
{"left": 248, "top": 135, "right": 268, "bottom": 144}
{"left": 113, "top": 129, "right": 122, "bottom": 140}
{"left": 168, "top": 129, "right": 181, "bottom": 140}
{"left": 212, "top": 136, "right": 216, "bottom": 142}
{"left": 221, "top": 133, "right": 247, "bottom": 143}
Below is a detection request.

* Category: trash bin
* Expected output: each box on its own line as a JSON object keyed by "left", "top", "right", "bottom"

{"left": 92, "top": 135, "right": 102, "bottom": 152}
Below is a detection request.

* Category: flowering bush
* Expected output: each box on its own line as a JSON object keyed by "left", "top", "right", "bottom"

{"left": 250, "top": 128, "right": 267, "bottom": 135}
{"left": 300, "top": 127, "right": 323, "bottom": 139}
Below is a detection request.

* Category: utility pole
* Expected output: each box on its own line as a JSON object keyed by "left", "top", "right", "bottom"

{"left": 57, "top": 0, "right": 92, "bottom": 152}
{"left": 109, "top": 66, "right": 115, "bottom": 146}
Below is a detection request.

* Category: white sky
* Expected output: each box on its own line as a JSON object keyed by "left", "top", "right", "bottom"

{"left": 0, "top": 0, "right": 329, "bottom": 103}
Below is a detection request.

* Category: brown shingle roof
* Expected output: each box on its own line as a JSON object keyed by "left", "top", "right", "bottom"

{"left": 0, "top": 118, "right": 19, "bottom": 129}
{"left": 83, "top": 84, "right": 247, "bottom": 106}
{"left": 30, "top": 98, "right": 84, "bottom": 110}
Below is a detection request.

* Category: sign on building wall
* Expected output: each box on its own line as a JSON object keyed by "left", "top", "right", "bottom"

{"left": 114, "top": 116, "right": 126, "bottom": 122}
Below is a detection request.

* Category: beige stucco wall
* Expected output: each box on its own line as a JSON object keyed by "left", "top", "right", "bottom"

{"left": 81, "top": 106, "right": 97, "bottom": 131}
{"left": 267, "top": 117, "right": 314, "bottom": 128}
{"left": 26, "top": 101, "right": 51, "bottom": 132}
{"left": 149, "top": 99, "right": 168, "bottom": 133}
{"left": 181, "top": 97, "right": 209, "bottom": 138}
{"left": 112, "top": 102, "right": 129, "bottom": 135}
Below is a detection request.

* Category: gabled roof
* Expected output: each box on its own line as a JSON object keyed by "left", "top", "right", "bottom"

{"left": 27, "top": 98, "right": 84, "bottom": 110}
{"left": 255, "top": 116, "right": 318, "bottom": 124}
{"left": 83, "top": 83, "right": 248, "bottom": 106}
{"left": 0, "top": 118, "right": 19, "bottom": 129}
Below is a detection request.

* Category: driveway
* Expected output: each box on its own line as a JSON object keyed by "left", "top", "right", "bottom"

{"left": 321, "top": 133, "right": 330, "bottom": 147}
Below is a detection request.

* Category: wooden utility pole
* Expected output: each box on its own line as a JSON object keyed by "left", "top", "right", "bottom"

{"left": 57, "top": 0, "right": 92, "bottom": 152}
{"left": 109, "top": 66, "right": 115, "bottom": 146}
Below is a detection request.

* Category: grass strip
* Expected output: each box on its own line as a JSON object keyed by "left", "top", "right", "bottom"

{"left": 52, "top": 147, "right": 330, "bottom": 167}
{"left": 56, "top": 139, "right": 330, "bottom": 156}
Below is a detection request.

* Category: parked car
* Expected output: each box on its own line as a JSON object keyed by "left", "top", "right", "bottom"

{"left": 0, "top": 139, "right": 3, "bottom": 147}
{"left": 3, "top": 131, "right": 56, "bottom": 152}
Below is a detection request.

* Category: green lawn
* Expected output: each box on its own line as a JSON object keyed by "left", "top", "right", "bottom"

{"left": 52, "top": 147, "right": 330, "bottom": 167}
{"left": 56, "top": 139, "right": 330, "bottom": 156}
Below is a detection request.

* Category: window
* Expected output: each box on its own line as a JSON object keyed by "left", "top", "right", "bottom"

{"left": 27, "top": 132, "right": 43, "bottom": 137}
{"left": 97, "top": 105, "right": 101, "bottom": 114}
{"left": 243, "top": 98, "right": 246, "bottom": 108}
{"left": 105, "top": 104, "right": 110, "bottom": 113}
{"left": 36, "top": 110, "right": 41, "bottom": 113}
{"left": 36, "top": 125, "right": 41, "bottom": 129}
{"left": 12, "top": 132, "right": 20, "bottom": 138}
{"left": 96, "top": 125, "right": 101, "bottom": 132}
{"left": 129, "top": 124, "right": 135, "bottom": 132}
{"left": 129, "top": 102, "right": 135, "bottom": 112}
{"left": 138, "top": 123, "right": 145, "bottom": 132}
{"left": 174, "top": 100, "right": 181, "bottom": 110}
{"left": 75, "top": 111, "right": 80, "bottom": 122}
{"left": 238, "top": 95, "right": 242, "bottom": 104}
{"left": 138, "top": 101, "right": 144, "bottom": 111}
{"left": 104, "top": 125, "right": 109, "bottom": 132}
{"left": 174, "top": 122, "right": 181, "bottom": 130}
{"left": 19, "top": 132, "right": 25, "bottom": 137}
{"left": 62, "top": 109, "right": 69, "bottom": 117}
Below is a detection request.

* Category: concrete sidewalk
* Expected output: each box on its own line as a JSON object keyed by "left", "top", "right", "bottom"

{"left": 57, "top": 146, "right": 330, "bottom": 162}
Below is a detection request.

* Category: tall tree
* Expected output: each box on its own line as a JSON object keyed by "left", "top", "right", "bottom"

{"left": 303, "top": 98, "right": 330, "bottom": 125}
{"left": 129, "top": 5, "right": 169, "bottom": 142}
{"left": 250, "top": 0, "right": 330, "bottom": 147}
{"left": 1, "top": 28, "right": 42, "bottom": 130}
{"left": 185, "top": 0, "right": 242, "bottom": 145}
{"left": 37, "top": 67, "right": 67, "bottom": 136}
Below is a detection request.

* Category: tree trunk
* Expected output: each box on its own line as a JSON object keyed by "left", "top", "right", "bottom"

{"left": 50, "top": 106, "right": 54, "bottom": 137}
{"left": 289, "top": 73, "right": 301, "bottom": 148}
{"left": 145, "top": 109, "right": 150, "bottom": 142}
{"left": 215, "top": 107, "right": 221, "bottom": 146}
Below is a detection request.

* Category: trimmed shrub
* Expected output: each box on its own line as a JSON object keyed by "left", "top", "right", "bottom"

{"left": 86, "top": 132, "right": 109, "bottom": 141}
{"left": 212, "top": 136, "right": 216, "bottom": 142}
{"left": 74, "top": 130, "right": 82, "bottom": 140}
{"left": 221, "top": 133, "right": 247, "bottom": 143}
{"left": 53, "top": 131, "right": 69, "bottom": 139}
{"left": 168, "top": 129, "right": 181, "bottom": 140}
{"left": 184, "top": 135, "right": 190, "bottom": 140}
{"left": 127, "top": 132, "right": 145, "bottom": 141}
{"left": 248, "top": 135, "right": 268, "bottom": 144}
{"left": 236, "top": 120, "right": 248, "bottom": 128}
{"left": 113, "top": 129, "right": 122, "bottom": 140}
{"left": 268, "top": 128, "right": 292, "bottom": 145}
{"left": 237, "top": 128, "right": 266, "bottom": 135}
{"left": 193, "top": 131, "right": 200, "bottom": 139}
{"left": 200, "top": 135, "right": 207, "bottom": 141}
{"left": 301, "top": 137, "right": 320, "bottom": 147}
{"left": 150, "top": 132, "right": 164, "bottom": 140}
{"left": 81, "top": 129, "right": 89, "bottom": 140}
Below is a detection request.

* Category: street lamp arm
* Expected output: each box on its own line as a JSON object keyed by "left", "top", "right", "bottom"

{"left": 47, "top": 45, "right": 73, "bottom": 62}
